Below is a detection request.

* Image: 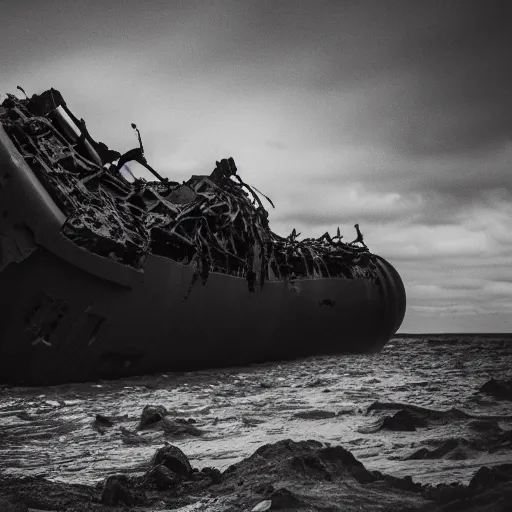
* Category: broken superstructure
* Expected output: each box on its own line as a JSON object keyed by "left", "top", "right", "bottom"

{"left": 0, "top": 88, "right": 379, "bottom": 292}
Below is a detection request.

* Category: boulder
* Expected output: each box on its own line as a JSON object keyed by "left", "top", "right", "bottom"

{"left": 152, "top": 444, "right": 192, "bottom": 478}
{"left": 381, "top": 409, "right": 427, "bottom": 431}
{"left": 138, "top": 405, "right": 168, "bottom": 429}
{"left": 150, "top": 465, "right": 180, "bottom": 490}
{"left": 101, "top": 474, "right": 135, "bottom": 506}
{"left": 479, "top": 378, "right": 512, "bottom": 400}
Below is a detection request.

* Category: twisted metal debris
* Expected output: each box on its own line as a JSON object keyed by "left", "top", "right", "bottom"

{"left": 0, "top": 88, "right": 379, "bottom": 291}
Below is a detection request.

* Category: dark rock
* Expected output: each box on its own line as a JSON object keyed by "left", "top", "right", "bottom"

{"left": 120, "top": 426, "right": 150, "bottom": 445}
{"left": 241, "top": 416, "right": 266, "bottom": 427}
{"left": 293, "top": 409, "right": 336, "bottom": 420}
{"left": 479, "top": 377, "right": 512, "bottom": 400}
{"left": 367, "top": 401, "right": 470, "bottom": 423}
{"left": 175, "top": 417, "right": 197, "bottom": 424}
{"left": 468, "top": 419, "right": 502, "bottom": 433}
{"left": 405, "top": 447, "right": 431, "bottom": 460}
{"left": 422, "top": 482, "right": 468, "bottom": 505}
{"left": 3, "top": 438, "right": 512, "bottom": 511}
{"left": 0, "top": 475, "right": 98, "bottom": 510}
{"left": 150, "top": 464, "right": 180, "bottom": 490}
{"left": 15, "top": 411, "right": 33, "bottom": 422}
{"left": 201, "top": 467, "right": 222, "bottom": 484}
{"left": 381, "top": 409, "right": 427, "bottom": 431}
{"left": 485, "top": 428, "right": 512, "bottom": 453}
{"left": 406, "top": 439, "right": 465, "bottom": 460}
{"left": 305, "top": 378, "right": 326, "bottom": 387}
{"left": 152, "top": 443, "right": 192, "bottom": 478}
{"left": 321, "top": 445, "right": 378, "bottom": 484}
{"left": 245, "top": 440, "right": 377, "bottom": 485}
{"left": 0, "top": 498, "right": 28, "bottom": 512}
{"left": 499, "top": 429, "right": 512, "bottom": 444}
{"left": 92, "top": 413, "right": 114, "bottom": 434}
{"left": 211, "top": 439, "right": 427, "bottom": 510}
{"left": 270, "top": 487, "right": 311, "bottom": 509}
{"left": 161, "top": 417, "right": 203, "bottom": 437}
{"left": 373, "top": 472, "right": 423, "bottom": 494}
{"left": 469, "top": 464, "right": 512, "bottom": 492}
{"left": 453, "top": 359, "right": 464, "bottom": 369}
{"left": 101, "top": 474, "right": 135, "bottom": 506}
{"left": 290, "top": 453, "right": 332, "bottom": 480}
{"left": 94, "top": 413, "right": 114, "bottom": 427}
{"left": 437, "top": 482, "right": 512, "bottom": 512}
{"left": 425, "top": 464, "right": 512, "bottom": 511}
{"left": 138, "top": 404, "right": 168, "bottom": 429}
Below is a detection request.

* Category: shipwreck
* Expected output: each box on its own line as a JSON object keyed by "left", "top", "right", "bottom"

{"left": 0, "top": 88, "right": 406, "bottom": 385}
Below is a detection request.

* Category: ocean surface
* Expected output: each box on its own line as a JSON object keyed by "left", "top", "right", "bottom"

{"left": 1, "top": 334, "right": 511, "bottom": 488}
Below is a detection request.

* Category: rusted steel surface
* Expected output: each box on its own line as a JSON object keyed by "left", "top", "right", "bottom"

{"left": 0, "top": 88, "right": 406, "bottom": 385}
{"left": 1, "top": 89, "right": 379, "bottom": 293}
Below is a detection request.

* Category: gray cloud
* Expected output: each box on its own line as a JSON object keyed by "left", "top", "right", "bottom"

{"left": 265, "top": 140, "right": 288, "bottom": 150}
{"left": 162, "top": 0, "right": 512, "bottom": 157}
{"left": 1, "top": 0, "right": 511, "bottom": 333}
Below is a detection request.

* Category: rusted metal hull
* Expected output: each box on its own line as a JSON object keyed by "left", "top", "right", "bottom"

{"left": 0, "top": 126, "right": 406, "bottom": 385}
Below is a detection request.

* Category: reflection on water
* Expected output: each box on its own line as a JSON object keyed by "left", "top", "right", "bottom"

{"left": 0, "top": 335, "right": 511, "bottom": 485}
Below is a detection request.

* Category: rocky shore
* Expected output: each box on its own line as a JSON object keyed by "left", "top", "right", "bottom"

{"left": 1, "top": 397, "right": 512, "bottom": 512}
{"left": 1, "top": 338, "right": 512, "bottom": 511}
{"left": 0, "top": 438, "right": 511, "bottom": 512}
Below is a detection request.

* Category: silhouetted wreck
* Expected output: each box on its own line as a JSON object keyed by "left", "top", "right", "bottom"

{"left": 0, "top": 88, "right": 406, "bottom": 385}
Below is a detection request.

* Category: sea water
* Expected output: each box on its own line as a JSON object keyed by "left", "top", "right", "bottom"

{"left": 0, "top": 334, "right": 511, "bottom": 486}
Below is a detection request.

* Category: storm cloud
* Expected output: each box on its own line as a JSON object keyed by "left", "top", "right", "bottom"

{"left": 1, "top": 0, "right": 511, "bottom": 332}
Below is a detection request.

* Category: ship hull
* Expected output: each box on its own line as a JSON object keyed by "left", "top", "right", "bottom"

{"left": 0, "top": 126, "right": 406, "bottom": 385}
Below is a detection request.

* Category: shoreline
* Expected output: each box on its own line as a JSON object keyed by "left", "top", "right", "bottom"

{"left": 1, "top": 438, "right": 511, "bottom": 512}
{"left": 1, "top": 339, "right": 511, "bottom": 510}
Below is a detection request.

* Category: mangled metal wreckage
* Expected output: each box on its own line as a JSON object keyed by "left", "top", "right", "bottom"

{"left": 0, "top": 88, "right": 406, "bottom": 385}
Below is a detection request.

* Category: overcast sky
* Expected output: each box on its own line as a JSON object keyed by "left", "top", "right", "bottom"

{"left": 1, "top": 0, "right": 511, "bottom": 333}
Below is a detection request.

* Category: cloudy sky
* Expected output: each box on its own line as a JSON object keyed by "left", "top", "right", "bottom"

{"left": 1, "top": 0, "right": 511, "bottom": 333}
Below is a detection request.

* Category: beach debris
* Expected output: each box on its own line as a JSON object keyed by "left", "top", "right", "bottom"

{"left": 0, "top": 88, "right": 380, "bottom": 292}
{"left": 252, "top": 499, "right": 272, "bottom": 511}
